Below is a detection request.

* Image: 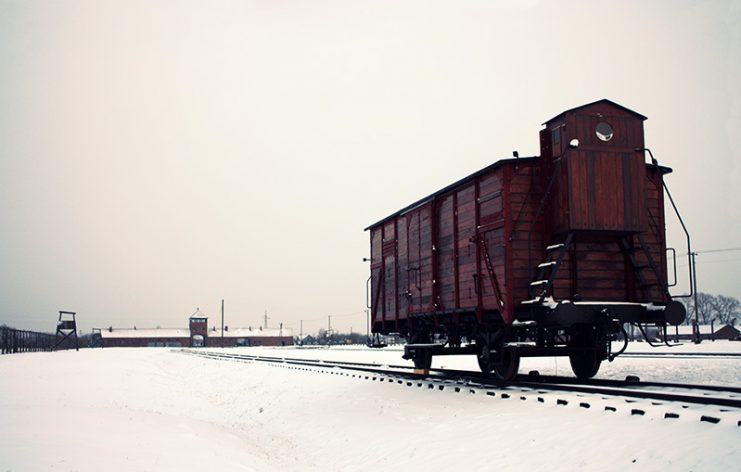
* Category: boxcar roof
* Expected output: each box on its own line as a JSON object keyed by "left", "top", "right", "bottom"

{"left": 365, "top": 156, "right": 672, "bottom": 231}
{"left": 365, "top": 156, "right": 536, "bottom": 231}
{"left": 543, "top": 98, "right": 647, "bottom": 125}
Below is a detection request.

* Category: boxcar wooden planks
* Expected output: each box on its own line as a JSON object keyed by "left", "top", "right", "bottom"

{"left": 367, "top": 100, "right": 673, "bottom": 334}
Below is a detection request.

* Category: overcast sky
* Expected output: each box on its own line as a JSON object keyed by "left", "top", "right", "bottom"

{"left": 1, "top": 0, "right": 739, "bottom": 334}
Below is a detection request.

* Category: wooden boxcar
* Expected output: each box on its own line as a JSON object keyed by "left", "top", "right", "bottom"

{"left": 366, "top": 99, "right": 687, "bottom": 379}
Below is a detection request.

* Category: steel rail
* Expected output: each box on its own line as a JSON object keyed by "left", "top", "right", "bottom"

{"left": 183, "top": 350, "right": 741, "bottom": 409}
{"left": 620, "top": 352, "right": 741, "bottom": 358}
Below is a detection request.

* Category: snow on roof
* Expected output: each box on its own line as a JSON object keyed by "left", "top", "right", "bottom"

{"left": 670, "top": 324, "right": 738, "bottom": 335}
{"left": 100, "top": 328, "right": 191, "bottom": 339}
{"left": 99, "top": 326, "right": 293, "bottom": 339}
{"left": 209, "top": 327, "right": 293, "bottom": 338}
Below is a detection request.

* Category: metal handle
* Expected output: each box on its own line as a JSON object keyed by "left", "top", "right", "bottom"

{"left": 366, "top": 276, "right": 372, "bottom": 309}
{"left": 666, "top": 247, "right": 677, "bottom": 287}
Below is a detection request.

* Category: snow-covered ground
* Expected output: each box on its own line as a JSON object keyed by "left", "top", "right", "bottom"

{"left": 1, "top": 343, "right": 739, "bottom": 471}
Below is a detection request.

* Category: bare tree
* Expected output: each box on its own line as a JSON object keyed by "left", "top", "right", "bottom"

{"left": 709, "top": 294, "right": 740, "bottom": 325}
{"left": 678, "top": 292, "right": 716, "bottom": 324}
{"left": 677, "top": 292, "right": 741, "bottom": 326}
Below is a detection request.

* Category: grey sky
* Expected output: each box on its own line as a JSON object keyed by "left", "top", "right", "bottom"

{"left": 1, "top": 0, "right": 739, "bottom": 334}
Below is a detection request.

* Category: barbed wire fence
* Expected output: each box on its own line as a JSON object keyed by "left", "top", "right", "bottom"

{"left": 0, "top": 326, "right": 56, "bottom": 355}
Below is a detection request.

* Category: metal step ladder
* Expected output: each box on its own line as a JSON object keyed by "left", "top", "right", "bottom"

{"left": 618, "top": 234, "right": 670, "bottom": 301}
{"left": 527, "top": 232, "right": 574, "bottom": 303}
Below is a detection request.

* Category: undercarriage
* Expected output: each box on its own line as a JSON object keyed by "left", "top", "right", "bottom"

{"left": 396, "top": 300, "right": 686, "bottom": 380}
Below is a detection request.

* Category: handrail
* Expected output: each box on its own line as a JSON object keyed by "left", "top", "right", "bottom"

{"left": 641, "top": 148, "right": 694, "bottom": 299}
{"left": 663, "top": 179, "right": 694, "bottom": 298}
{"left": 366, "top": 275, "right": 372, "bottom": 309}
{"left": 666, "top": 247, "right": 678, "bottom": 287}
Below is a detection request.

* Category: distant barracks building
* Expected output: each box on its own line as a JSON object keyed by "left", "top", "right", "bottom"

{"left": 670, "top": 324, "right": 739, "bottom": 342}
{"left": 99, "top": 315, "right": 294, "bottom": 348}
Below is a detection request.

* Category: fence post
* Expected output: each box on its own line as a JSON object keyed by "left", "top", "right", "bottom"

{"left": 0, "top": 327, "right": 57, "bottom": 355}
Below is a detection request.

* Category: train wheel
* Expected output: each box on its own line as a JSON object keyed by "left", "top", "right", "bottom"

{"left": 568, "top": 325, "right": 603, "bottom": 379}
{"left": 493, "top": 347, "right": 520, "bottom": 381}
{"left": 477, "top": 343, "right": 494, "bottom": 374}
{"left": 478, "top": 341, "right": 519, "bottom": 380}
{"left": 569, "top": 351, "right": 601, "bottom": 379}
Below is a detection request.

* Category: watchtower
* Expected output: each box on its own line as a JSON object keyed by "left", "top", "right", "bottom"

{"left": 189, "top": 309, "right": 208, "bottom": 347}
{"left": 54, "top": 311, "right": 79, "bottom": 351}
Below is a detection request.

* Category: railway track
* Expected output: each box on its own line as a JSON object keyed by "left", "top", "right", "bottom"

{"left": 182, "top": 349, "right": 741, "bottom": 415}
{"left": 620, "top": 351, "right": 741, "bottom": 359}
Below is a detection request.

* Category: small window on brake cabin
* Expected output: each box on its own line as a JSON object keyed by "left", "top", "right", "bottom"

{"left": 551, "top": 128, "right": 561, "bottom": 155}
{"left": 596, "top": 121, "right": 614, "bottom": 141}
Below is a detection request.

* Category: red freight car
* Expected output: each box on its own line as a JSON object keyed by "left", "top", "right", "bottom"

{"left": 365, "top": 99, "right": 689, "bottom": 379}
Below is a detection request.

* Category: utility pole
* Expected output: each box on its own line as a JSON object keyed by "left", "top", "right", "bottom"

{"left": 328, "top": 315, "right": 332, "bottom": 345}
{"left": 264, "top": 310, "right": 269, "bottom": 329}
{"left": 221, "top": 299, "right": 224, "bottom": 348}
{"left": 691, "top": 251, "right": 700, "bottom": 344}
{"left": 300, "top": 320, "right": 303, "bottom": 345}
{"left": 682, "top": 246, "right": 741, "bottom": 343}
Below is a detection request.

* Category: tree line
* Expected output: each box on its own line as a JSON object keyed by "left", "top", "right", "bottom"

{"left": 677, "top": 292, "right": 740, "bottom": 325}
